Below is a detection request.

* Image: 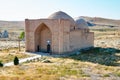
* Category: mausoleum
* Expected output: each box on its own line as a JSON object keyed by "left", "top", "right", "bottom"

{"left": 25, "top": 11, "right": 94, "bottom": 54}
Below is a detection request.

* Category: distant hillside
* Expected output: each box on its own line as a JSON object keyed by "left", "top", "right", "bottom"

{"left": 0, "top": 20, "right": 24, "bottom": 28}
{"left": 81, "top": 16, "right": 120, "bottom": 27}
{"left": 0, "top": 16, "right": 120, "bottom": 29}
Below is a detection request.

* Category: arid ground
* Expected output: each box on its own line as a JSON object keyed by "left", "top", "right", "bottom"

{"left": 0, "top": 27, "right": 120, "bottom": 80}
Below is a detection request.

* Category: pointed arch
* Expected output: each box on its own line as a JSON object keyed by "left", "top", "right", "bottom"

{"left": 34, "top": 23, "right": 52, "bottom": 52}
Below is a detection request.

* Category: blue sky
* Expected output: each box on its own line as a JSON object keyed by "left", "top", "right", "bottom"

{"left": 0, "top": 0, "right": 120, "bottom": 21}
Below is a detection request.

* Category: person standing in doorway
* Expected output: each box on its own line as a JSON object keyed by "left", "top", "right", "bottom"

{"left": 47, "top": 40, "right": 51, "bottom": 54}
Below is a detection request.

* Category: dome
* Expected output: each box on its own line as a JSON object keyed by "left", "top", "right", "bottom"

{"left": 75, "top": 17, "right": 89, "bottom": 29}
{"left": 48, "top": 11, "right": 75, "bottom": 24}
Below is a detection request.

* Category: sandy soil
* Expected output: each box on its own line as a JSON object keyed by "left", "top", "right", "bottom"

{"left": 0, "top": 40, "right": 25, "bottom": 50}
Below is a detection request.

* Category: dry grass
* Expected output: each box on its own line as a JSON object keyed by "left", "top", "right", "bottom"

{"left": 0, "top": 53, "right": 31, "bottom": 63}
{"left": 0, "top": 59, "right": 90, "bottom": 80}
{"left": 0, "top": 47, "right": 33, "bottom": 63}
{"left": 0, "top": 28, "right": 120, "bottom": 80}
{"left": 0, "top": 56, "right": 119, "bottom": 80}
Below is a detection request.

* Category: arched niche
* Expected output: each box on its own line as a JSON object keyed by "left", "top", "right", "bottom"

{"left": 34, "top": 23, "right": 52, "bottom": 52}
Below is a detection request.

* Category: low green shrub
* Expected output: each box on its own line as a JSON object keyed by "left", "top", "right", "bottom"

{"left": 14, "top": 56, "right": 19, "bottom": 65}
{"left": 0, "top": 61, "right": 3, "bottom": 67}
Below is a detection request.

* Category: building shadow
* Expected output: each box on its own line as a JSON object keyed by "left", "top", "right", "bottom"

{"left": 61, "top": 47, "right": 120, "bottom": 66}
{"left": 30, "top": 47, "right": 120, "bottom": 66}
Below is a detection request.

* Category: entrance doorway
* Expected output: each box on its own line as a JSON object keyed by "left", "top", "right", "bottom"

{"left": 35, "top": 23, "right": 52, "bottom": 53}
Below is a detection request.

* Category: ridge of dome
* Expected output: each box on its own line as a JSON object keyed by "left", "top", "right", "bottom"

{"left": 48, "top": 11, "right": 75, "bottom": 24}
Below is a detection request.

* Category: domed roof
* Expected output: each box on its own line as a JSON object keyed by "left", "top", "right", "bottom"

{"left": 75, "top": 17, "right": 88, "bottom": 29}
{"left": 48, "top": 11, "right": 75, "bottom": 24}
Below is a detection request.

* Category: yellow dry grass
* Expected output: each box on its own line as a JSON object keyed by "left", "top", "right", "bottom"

{"left": 0, "top": 28, "right": 120, "bottom": 80}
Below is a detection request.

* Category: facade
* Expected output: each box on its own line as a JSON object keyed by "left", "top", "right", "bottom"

{"left": 25, "top": 11, "right": 94, "bottom": 54}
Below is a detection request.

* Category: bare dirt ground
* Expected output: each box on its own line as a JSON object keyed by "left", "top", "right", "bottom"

{"left": 0, "top": 40, "right": 25, "bottom": 50}
{"left": 0, "top": 29, "right": 25, "bottom": 50}
{"left": 94, "top": 30, "right": 120, "bottom": 49}
{"left": 0, "top": 28, "right": 120, "bottom": 80}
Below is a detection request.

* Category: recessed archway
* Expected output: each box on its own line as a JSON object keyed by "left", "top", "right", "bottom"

{"left": 35, "top": 23, "right": 52, "bottom": 53}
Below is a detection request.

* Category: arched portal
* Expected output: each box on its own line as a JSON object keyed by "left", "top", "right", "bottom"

{"left": 35, "top": 23, "right": 52, "bottom": 53}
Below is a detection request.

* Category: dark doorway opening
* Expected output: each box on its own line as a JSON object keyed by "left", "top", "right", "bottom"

{"left": 37, "top": 45, "right": 40, "bottom": 52}
{"left": 47, "top": 44, "right": 50, "bottom": 53}
{"left": 35, "top": 23, "right": 52, "bottom": 53}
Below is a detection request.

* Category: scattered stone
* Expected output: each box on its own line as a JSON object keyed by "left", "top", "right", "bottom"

{"left": 42, "top": 60, "right": 52, "bottom": 63}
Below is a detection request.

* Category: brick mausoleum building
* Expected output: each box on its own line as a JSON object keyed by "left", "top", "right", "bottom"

{"left": 25, "top": 11, "right": 94, "bottom": 54}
